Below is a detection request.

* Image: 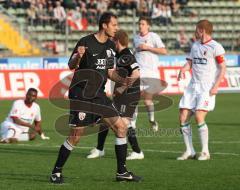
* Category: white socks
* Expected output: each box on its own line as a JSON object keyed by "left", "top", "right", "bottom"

{"left": 180, "top": 123, "right": 195, "bottom": 154}
{"left": 198, "top": 123, "right": 209, "bottom": 154}
{"left": 147, "top": 104, "right": 155, "bottom": 122}
{"left": 130, "top": 107, "right": 138, "bottom": 129}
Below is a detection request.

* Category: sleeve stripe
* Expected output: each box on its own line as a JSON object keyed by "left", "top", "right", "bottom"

{"left": 130, "top": 63, "right": 139, "bottom": 69}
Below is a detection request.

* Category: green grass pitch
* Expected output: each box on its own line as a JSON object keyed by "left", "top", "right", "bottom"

{"left": 0, "top": 94, "right": 239, "bottom": 190}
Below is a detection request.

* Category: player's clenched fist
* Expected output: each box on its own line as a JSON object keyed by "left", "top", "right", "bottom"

{"left": 77, "top": 46, "right": 87, "bottom": 57}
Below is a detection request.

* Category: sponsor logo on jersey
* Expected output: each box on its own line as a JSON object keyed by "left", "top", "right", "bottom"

{"left": 96, "top": 59, "right": 106, "bottom": 69}
{"left": 193, "top": 57, "right": 207, "bottom": 65}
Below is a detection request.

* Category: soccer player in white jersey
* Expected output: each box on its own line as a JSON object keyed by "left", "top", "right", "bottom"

{"left": 133, "top": 16, "right": 167, "bottom": 132}
{"left": 177, "top": 20, "right": 226, "bottom": 161}
{"left": 0, "top": 88, "right": 50, "bottom": 143}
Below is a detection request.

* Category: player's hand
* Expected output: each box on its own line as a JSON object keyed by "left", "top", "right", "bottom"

{"left": 40, "top": 133, "right": 50, "bottom": 140}
{"left": 77, "top": 46, "right": 87, "bottom": 58}
{"left": 126, "top": 77, "right": 135, "bottom": 87}
{"left": 177, "top": 70, "right": 185, "bottom": 81}
{"left": 114, "top": 86, "right": 127, "bottom": 96}
{"left": 210, "top": 86, "right": 218, "bottom": 96}
{"left": 138, "top": 44, "right": 150, "bottom": 51}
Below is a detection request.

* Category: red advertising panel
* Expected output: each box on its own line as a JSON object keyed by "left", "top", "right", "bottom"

{"left": 0, "top": 68, "right": 239, "bottom": 99}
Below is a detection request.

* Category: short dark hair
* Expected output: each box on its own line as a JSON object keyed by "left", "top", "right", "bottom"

{"left": 114, "top": 30, "right": 129, "bottom": 47}
{"left": 27, "top": 88, "right": 38, "bottom": 94}
{"left": 139, "top": 16, "right": 152, "bottom": 26}
{"left": 98, "top": 12, "right": 117, "bottom": 30}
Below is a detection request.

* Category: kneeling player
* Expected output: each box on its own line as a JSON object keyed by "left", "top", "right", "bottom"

{"left": 87, "top": 30, "right": 144, "bottom": 160}
{"left": 0, "top": 88, "right": 50, "bottom": 143}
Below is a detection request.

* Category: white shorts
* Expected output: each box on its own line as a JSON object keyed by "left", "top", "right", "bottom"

{"left": 140, "top": 71, "right": 165, "bottom": 94}
{"left": 179, "top": 85, "right": 216, "bottom": 112}
{"left": 0, "top": 121, "right": 30, "bottom": 141}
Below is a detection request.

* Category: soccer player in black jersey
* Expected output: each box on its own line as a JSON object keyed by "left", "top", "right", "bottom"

{"left": 87, "top": 30, "right": 144, "bottom": 160}
{"left": 50, "top": 12, "right": 141, "bottom": 183}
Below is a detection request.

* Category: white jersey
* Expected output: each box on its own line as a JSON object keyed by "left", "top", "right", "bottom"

{"left": 133, "top": 32, "right": 165, "bottom": 77}
{"left": 187, "top": 39, "right": 225, "bottom": 90}
{"left": 5, "top": 100, "right": 41, "bottom": 130}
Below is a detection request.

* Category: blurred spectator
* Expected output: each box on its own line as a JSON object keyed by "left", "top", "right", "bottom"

{"left": 152, "top": 2, "right": 172, "bottom": 25}
{"left": 151, "top": 2, "right": 162, "bottom": 24}
{"left": 53, "top": 1, "right": 66, "bottom": 33}
{"left": 138, "top": 0, "right": 149, "bottom": 16}
{"left": 67, "top": 6, "right": 88, "bottom": 31}
{"left": 175, "top": 27, "right": 189, "bottom": 52}
{"left": 46, "top": 4, "right": 55, "bottom": 25}
{"left": 86, "top": 0, "right": 97, "bottom": 25}
{"left": 36, "top": 3, "right": 48, "bottom": 27}
{"left": 78, "top": 0, "right": 87, "bottom": 18}
{"left": 161, "top": 4, "right": 172, "bottom": 25}
{"left": 170, "top": 0, "right": 180, "bottom": 16}
{"left": 97, "top": 0, "right": 109, "bottom": 17}
{"left": 27, "top": 3, "right": 37, "bottom": 26}
{"left": 22, "top": 0, "right": 31, "bottom": 9}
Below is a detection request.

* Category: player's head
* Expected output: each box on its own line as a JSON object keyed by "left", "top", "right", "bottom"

{"left": 195, "top": 19, "right": 213, "bottom": 41}
{"left": 114, "top": 30, "right": 129, "bottom": 51}
{"left": 25, "top": 88, "right": 38, "bottom": 104}
{"left": 138, "top": 16, "right": 151, "bottom": 35}
{"left": 98, "top": 12, "right": 118, "bottom": 38}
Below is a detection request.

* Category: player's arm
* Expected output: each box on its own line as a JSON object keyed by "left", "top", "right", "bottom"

{"left": 115, "top": 69, "right": 140, "bottom": 95}
{"left": 210, "top": 57, "right": 226, "bottom": 96}
{"left": 178, "top": 59, "right": 192, "bottom": 81}
{"left": 11, "top": 117, "right": 34, "bottom": 128}
{"left": 138, "top": 44, "right": 167, "bottom": 55}
{"left": 34, "top": 121, "right": 50, "bottom": 140}
{"left": 68, "top": 46, "right": 87, "bottom": 70}
{"left": 108, "top": 69, "right": 127, "bottom": 85}
{"left": 147, "top": 46, "right": 167, "bottom": 55}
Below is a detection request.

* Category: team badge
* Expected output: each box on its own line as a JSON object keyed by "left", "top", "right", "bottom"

{"left": 106, "top": 50, "right": 112, "bottom": 57}
{"left": 78, "top": 112, "right": 86, "bottom": 120}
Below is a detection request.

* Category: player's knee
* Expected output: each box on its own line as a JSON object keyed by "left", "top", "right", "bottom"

{"left": 179, "top": 109, "right": 192, "bottom": 124}
{"left": 179, "top": 114, "right": 188, "bottom": 124}
{"left": 68, "top": 135, "right": 80, "bottom": 145}
{"left": 144, "top": 99, "right": 153, "bottom": 106}
{"left": 195, "top": 114, "right": 204, "bottom": 124}
{"left": 116, "top": 124, "right": 127, "bottom": 138}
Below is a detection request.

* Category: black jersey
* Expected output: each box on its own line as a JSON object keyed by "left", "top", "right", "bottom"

{"left": 115, "top": 48, "right": 140, "bottom": 93}
{"left": 115, "top": 48, "right": 139, "bottom": 78}
{"left": 69, "top": 34, "right": 116, "bottom": 96}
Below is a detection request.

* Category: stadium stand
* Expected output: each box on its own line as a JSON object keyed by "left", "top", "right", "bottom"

{"left": 0, "top": 0, "right": 240, "bottom": 56}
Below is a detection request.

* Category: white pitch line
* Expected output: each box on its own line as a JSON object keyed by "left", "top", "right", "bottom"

{"left": 104, "top": 141, "right": 240, "bottom": 145}
{"left": 0, "top": 143, "right": 239, "bottom": 156}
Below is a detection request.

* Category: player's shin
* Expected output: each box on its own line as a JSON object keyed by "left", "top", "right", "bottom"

{"left": 127, "top": 125, "right": 141, "bottom": 153}
{"left": 52, "top": 139, "right": 74, "bottom": 174}
{"left": 115, "top": 137, "right": 128, "bottom": 174}
{"left": 180, "top": 123, "right": 195, "bottom": 154}
{"left": 146, "top": 103, "right": 155, "bottom": 122}
{"left": 130, "top": 106, "right": 138, "bottom": 129}
{"left": 197, "top": 122, "right": 209, "bottom": 154}
{"left": 96, "top": 124, "right": 109, "bottom": 151}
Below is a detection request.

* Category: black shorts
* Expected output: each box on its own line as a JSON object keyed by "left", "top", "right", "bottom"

{"left": 113, "top": 88, "right": 140, "bottom": 118}
{"left": 69, "top": 87, "right": 119, "bottom": 127}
